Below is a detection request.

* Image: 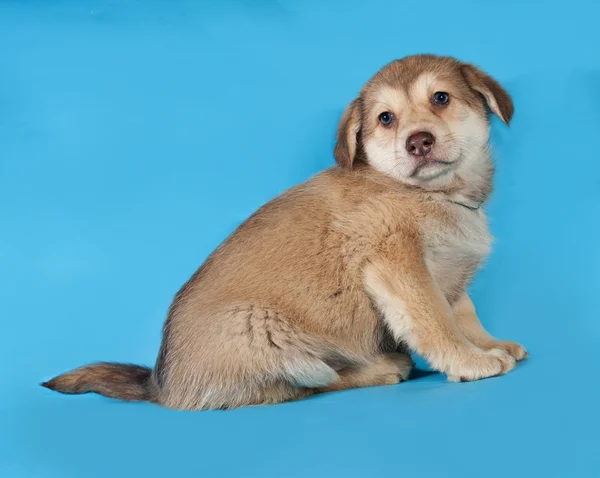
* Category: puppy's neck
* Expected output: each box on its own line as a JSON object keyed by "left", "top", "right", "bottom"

{"left": 439, "top": 155, "right": 494, "bottom": 211}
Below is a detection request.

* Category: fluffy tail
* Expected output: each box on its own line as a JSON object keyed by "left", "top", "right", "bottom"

{"left": 41, "top": 362, "right": 153, "bottom": 402}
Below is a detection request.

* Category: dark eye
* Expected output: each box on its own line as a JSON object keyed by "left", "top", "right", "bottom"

{"left": 378, "top": 111, "right": 394, "bottom": 126}
{"left": 433, "top": 91, "right": 450, "bottom": 106}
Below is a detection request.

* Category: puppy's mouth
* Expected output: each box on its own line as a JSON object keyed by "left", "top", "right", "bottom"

{"left": 409, "top": 156, "right": 457, "bottom": 178}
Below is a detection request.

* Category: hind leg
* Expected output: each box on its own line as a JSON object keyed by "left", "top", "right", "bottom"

{"left": 246, "top": 352, "right": 414, "bottom": 406}
{"left": 320, "top": 352, "right": 414, "bottom": 393}
{"left": 154, "top": 304, "right": 353, "bottom": 410}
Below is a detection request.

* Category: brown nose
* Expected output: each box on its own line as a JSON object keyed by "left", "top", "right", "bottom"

{"left": 406, "top": 131, "right": 435, "bottom": 157}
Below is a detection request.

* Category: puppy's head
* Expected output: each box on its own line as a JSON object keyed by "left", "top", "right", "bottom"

{"left": 334, "top": 55, "right": 513, "bottom": 190}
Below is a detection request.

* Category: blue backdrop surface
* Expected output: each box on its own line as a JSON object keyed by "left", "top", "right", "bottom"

{"left": 1, "top": 1, "right": 599, "bottom": 477}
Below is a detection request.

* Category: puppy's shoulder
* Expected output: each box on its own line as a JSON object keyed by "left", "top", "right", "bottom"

{"left": 314, "top": 167, "right": 421, "bottom": 241}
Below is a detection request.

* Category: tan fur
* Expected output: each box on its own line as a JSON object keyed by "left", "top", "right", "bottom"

{"left": 43, "top": 54, "right": 527, "bottom": 410}
{"left": 453, "top": 293, "right": 528, "bottom": 361}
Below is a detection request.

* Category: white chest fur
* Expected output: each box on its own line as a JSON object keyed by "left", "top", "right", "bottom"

{"left": 424, "top": 204, "right": 493, "bottom": 301}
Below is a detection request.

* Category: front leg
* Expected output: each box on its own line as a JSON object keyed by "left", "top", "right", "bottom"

{"left": 454, "top": 293, "right": 528, "bottom": 361}
{"left": 363, "top": 248, "right": 515, "bottom": 382}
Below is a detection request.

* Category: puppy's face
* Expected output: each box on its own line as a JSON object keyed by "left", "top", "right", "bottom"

{"left": 335, "top": 55, "right": 513, "bottom": 189}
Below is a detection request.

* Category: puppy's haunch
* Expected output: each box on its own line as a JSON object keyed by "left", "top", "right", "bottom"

{"left": 43, "top": 54, "right": 527, "bottom": 410}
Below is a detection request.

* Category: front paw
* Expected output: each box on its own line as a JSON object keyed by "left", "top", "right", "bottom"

{"left": 446, "top": 348, "right": 516, "bottom": 383}
{"left": 483, "top": 340, "right": 528, "bottom": 361}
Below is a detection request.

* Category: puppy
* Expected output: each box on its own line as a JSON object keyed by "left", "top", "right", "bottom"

{"left": 43, "top": 54, "right": 527, "bottom": 410}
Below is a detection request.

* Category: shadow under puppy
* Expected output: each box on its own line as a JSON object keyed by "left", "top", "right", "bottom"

{"left": 43, "top": 54, "right": 528, "bottom": 410}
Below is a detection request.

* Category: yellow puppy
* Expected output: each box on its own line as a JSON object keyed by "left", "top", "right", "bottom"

{"left": 43, "top": 54, "right": 527, "bottom": 410}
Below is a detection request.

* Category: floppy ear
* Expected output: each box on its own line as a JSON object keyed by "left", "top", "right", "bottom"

{"left": 461, "top": 64, "right": 514, "bottom": 126}
{"left": 334, "top": 99, "right": 362, "bottom": 169}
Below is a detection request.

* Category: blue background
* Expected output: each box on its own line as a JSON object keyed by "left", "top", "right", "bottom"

{"left": 1, "top": 1, "right": 599, "bottom": 477}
